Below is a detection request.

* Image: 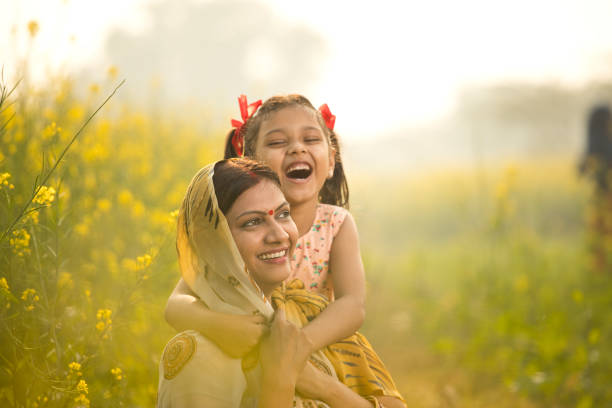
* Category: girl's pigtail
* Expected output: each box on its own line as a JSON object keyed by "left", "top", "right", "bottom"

{"left": 318, "top": 104, "right": 349, "bottom": 208}
{"left": 224, "top": 129, "right": 240, "bottom": 159}
{"left": 319, "top": 129, "right": 349, "bottom": 208}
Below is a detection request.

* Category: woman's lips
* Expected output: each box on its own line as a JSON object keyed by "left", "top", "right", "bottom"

{"left": 257, "top": 248, "right": 288, "bottom": 264}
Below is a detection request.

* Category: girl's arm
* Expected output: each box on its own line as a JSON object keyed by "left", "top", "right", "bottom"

{"left": 302, "top": 213, "right": 366, "bottom": 352}
{"left": 296, "top": 361, "right": 370, "bottom": 407}
{"left": 164, "top": 277, "right": 267, "bottom": 358}
{"left": 296, "top": 362, "right": 406, "bottom": 407}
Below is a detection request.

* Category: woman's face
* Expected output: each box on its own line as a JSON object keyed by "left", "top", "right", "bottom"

{"left": 225, "top": 179, "right": 298, "bottom": 296}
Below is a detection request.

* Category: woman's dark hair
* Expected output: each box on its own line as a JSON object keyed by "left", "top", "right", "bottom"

{"left": 224, "top": 94, "right": 349, "bottom": 208}
{"left": 212, "top": 158, "right": 281, "bottom": 215}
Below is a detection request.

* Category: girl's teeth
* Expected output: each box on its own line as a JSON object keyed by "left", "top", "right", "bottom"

{"left": 258, "top": 250, "right": 286, "bottom": 260}
{"left": 288, "top": 164, "right": 310, "bottom": 172}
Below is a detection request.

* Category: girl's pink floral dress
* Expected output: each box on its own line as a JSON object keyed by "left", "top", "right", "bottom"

{"left": 289, "top": 204, "right": 348, "bottom": 300}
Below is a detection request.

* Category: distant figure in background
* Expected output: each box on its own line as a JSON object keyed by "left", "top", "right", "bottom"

{"left": 580, "top": 105, "right": 612, "bottom": 272}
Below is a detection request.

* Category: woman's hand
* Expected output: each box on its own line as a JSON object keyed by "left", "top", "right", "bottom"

{"left": 259, "top": 307, "right": 313, "bottom": 388}
{"left": 208, "top": 312, "right": 268, "bottom": 358}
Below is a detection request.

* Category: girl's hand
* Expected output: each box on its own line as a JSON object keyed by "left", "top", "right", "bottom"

{"left": 208, "top": 312, "right": 268, "bottom": 358}
{"left": 295, "top": 361, "right": 330, "bottom": 401}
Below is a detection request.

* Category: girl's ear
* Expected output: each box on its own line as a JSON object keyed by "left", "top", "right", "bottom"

{"left": 327, "top": 145, "right": 336, "bottom": 179}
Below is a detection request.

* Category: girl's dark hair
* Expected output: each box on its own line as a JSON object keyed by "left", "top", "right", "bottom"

{"left": 212, "top": 158, "right": 280, "bottom": 215}
{"left": 224, "top": 94, "right": 349, "bottom": 208}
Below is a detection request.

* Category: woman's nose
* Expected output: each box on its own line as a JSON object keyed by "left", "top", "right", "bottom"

{"left": 265, "top": 219, "right": 289, "bottom": 243}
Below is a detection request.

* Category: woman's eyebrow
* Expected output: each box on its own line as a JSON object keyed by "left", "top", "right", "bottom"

{"left": 235, "top": 201, "right": 289, "bottom": 220}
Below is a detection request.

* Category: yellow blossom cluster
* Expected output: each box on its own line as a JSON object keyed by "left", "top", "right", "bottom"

{"left": 108, "top": 65, "right": 118, "bottom": 79}
{"left": 24, "top": 209, "right": 39, "bottom": 224}
{"left": 74, "top": 379, "right": 89, "bottom": 407}
{"left": 32, "top": 395, "right": 48, "bottom": 408}
{"left": 96, "top": 308, "right": 112, "bottom": 338}
{"left": 21, "top": 288, "right": 39, "bottom": 311}
{"left": 58, "top": 272, "right": 74, "bottom": 290}
{"left": 110, "top": 367, "right": 123, "bottom": 381}
{"left": 10, "top": 228, "right": 31, "bottom": 257}
{"left": 121, "top": 252, "right": 154, "bottom": 279}
{"left": 33, "top": 185, "right": 56, "bottom": 206}
{"left": 137, "top": 254, "right": 152, "bottom": 269}
{"left": 42, "top": 122, "right": 61, "bottom": 141}
{"left": 0, "top": 277, "right": 10, "bottom": 309}
{"left": 168, "top": 209, "right": 179, "bottom": 223}
{"left": 69, "top": 361, "right": 82, "bottom": 377}
{"left": 0, "top": 172, "right": 15, "bottom": 190}
{"left": 97, "top": 198, "right": 112, "bottom": 213}
{"left": 27, "top": 20, "right": 39, "bottom": 37}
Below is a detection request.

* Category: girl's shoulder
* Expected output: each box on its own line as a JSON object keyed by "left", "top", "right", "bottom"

{"left": 315, "top": 204, "right": 349, "bottom": 238}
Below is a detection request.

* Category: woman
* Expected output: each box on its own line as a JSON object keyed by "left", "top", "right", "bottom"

{"left": 157, "top": 158, "right": 404, "bottom": 407}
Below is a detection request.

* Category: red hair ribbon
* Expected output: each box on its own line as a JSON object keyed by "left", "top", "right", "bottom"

{"left": 231, "top": 95, "right": 262, "bottom": 157}
{"left": 319, "top": 104, "right": 336, "bottom": 131}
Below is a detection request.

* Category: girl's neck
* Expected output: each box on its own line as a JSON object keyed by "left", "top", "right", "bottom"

{"left": 290, "top": 199, "right": 319, "bottom": 237}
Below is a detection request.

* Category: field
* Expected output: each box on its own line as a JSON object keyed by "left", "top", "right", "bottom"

{"left": 0, "top": 78, "right": 610, "bottom": 407}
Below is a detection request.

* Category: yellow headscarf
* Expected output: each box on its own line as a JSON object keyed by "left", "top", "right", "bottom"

{"left": 176, "top": 162, "right": 274, "bottom": 319}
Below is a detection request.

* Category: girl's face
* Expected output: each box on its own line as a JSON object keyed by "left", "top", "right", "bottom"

{"left": 225, "top": 179, "right": 298, "bottom": 296}
{"left": 253, "top": 106, "right": 335, "bottom": 208}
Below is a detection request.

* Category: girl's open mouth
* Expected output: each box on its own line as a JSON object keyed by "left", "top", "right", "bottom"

{"left": 285, "top": 163, "right": 313, "bottom": 180}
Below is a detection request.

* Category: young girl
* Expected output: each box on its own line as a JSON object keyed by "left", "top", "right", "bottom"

{"left": 165, "top": 94, "right": 366, "bottom": 361}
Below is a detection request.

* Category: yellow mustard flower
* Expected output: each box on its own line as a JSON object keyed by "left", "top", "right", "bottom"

{"left": 10, "top": 229, "right": 31, "bottom": 257}
{"left": 0, "top": 277, "right": 8, "bottom": 292}
{"left": 33, "top": 186, "right": 56, "bottom": 206}
{"left": 117, "top": 189, "right": 133, "bottom": 206}
{"left": 58, "top": 272, "right": 74, "bottom": 290}
{"left": 24, "top": 210, "right": 39, "bottom": 224}
{"left": 137, "top": 254, "right": 152, "bottom": 269}
{"left": 76, "top": 379, "right": 88, "bottom": 394}
{"left": 110, "top": 367, "right": 123, "bottom": 381}
{"left": 108, "top": 65, "right": 118, "bottom": 79}
{"left": 27, "top": 20, "right": 39, "bottom": 37}
{"left": 21, "top": 288, "right": 39, "bottom": 311}
{"left": 74, "top": 393, "right": 90, "bottom": 408}
{"left": 67, "top": 105, "right": 84, "bottom": 122}
{"left": 96, "top": 308, "right": 112, "bottom": 337}
{"left": 96, "top": 198, "right": 112, "bottom": 213}
{"left": 0, "top": 173, "right": 15, "bottom": 190}
{"left": 131, "top": 201, "right": 145, "bottom": 218}
{"left": 42, "top": 122, "right": 61, "bottom": 141}
{"left": 168, "top": 209, "right": 179, "bottom": 224}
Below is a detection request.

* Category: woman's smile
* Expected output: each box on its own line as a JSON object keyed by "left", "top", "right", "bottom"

{"left": 257, "top": 248, "right": 289, "bottom": 262}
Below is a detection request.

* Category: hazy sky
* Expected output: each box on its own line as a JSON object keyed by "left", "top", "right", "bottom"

{"left": 2, "top": 0, "right": 612, "bottom": 139}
